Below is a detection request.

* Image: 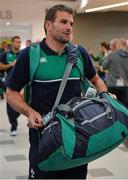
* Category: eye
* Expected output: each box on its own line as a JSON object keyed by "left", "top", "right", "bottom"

{"left": 70, "top": 22, "right": 73, "bottom": 27}
{"left": 61, "top": 20, "right": 67, "bottom": 24}
{"left": 60, "top": 19, "right": 73, "bottom": 27}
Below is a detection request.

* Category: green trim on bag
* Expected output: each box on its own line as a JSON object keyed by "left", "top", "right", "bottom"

{"left": 106, "top": 94, "right": 128, "bottom": 115}
{"left": 38, "top": 120, "right": 128, "bottom": 171}
{"left": 38, "top": 146, "right": 66, "bottom": 171}
{"left": 56, "top": 113, "right": 76, "bottom": 158}
{"left": 86, "top": 121, "right": 128, "bottom": 156}
{"left": 38, "top": 134, "right": 124, "bottom": 171}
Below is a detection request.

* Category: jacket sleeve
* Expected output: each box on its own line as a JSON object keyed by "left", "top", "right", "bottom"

{"left": 102, "top": 54, "right": 112, "bottom": 70}
{"left": 78, "top": 45, "right": 96, "bottom": 80}
{"left": 6, "top": 48, "right": 30, "bottom": 91}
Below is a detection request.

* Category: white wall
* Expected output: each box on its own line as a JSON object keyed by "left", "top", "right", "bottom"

{"left": 0, "top": 1, "right": 46, "bottom": 42}
{"left": 0, "top": 0, "right": 77, "bottom": 43}
{"left": 73, "top": 11, "right": 128, "bottom": 53}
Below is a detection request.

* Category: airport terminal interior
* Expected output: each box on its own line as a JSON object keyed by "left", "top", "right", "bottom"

{"left": 0, "top": 0, "right": 128, "bottom": 179}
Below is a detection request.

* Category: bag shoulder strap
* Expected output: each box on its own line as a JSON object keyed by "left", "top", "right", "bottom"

{"left": 76, "top": 46, "right": 94, "bottom": 95}
{"left": 76, "top": 46, "right": 85, "bottom": 77}
{"left": 42, "top": 44, "right": 78, "bottom": 125}
{"left": 24, "top": 43, "right": 40, "bottom": 105}
{"left": 52, "top": 44, "right": 78, "bottom": 112}
{"left": 52, "top": 62, "right": 74, "bottom": 112}
{"left": 29, "top": 43, "right": 40, "bottom": 81}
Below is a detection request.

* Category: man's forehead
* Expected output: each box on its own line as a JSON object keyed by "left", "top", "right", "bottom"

{"left": 55, "top": 11, "right": 73, "bottom": 21}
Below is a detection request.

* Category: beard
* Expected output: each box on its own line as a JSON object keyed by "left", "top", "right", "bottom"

{"left": 14, "top": 46, "right": 20, "bottom": 52}
{"left": 53, "top": 34, "right": 70, "bottom": 44}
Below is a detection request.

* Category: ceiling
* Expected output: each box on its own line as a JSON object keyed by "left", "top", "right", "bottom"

{"left": 0, "top": 0, "right": 128, "bottom": 13}
{"left": 0, "top": 0, "right": 127, "bottom": 41}
{"left": 82, "top": 0, "right": 128, "bottom": 13}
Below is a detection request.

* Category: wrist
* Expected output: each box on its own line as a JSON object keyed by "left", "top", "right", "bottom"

{"left": 25, "top": 106, "right": 35, "bottom": 118}
{"left": 8, "top": 63, "right": 13, "bottom": 68}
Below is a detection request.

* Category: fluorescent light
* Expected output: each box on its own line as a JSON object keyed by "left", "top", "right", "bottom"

{"left": 85, "top": 2, "right": 128, "bottom": 12}
{"left": 80, "top": 0, "right": 89, "bottom": 9}
{"left": 6, "top": 22, "right": 11, "bottom": 26}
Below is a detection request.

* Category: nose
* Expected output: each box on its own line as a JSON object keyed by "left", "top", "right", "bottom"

{"left": 66, "top": 23, "right": 72, "bottom": 31}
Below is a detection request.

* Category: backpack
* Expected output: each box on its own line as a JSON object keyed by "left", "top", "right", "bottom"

{"left": 24, "top": 43, "right": 40, "bottom": 104}
{"left": 24, "top": 43, "right": 91, "bottom": 104}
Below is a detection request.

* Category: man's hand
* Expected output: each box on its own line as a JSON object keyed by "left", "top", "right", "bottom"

{"left": 10, "top": 60, "right": 16, "bottom": 67}
{"left": 27, "top": 111, "right": 43, "bottom": 129}
{"left": 6, "top": 87, "right": 44, "bottom": 129}
{"left": 108, "top": 92, "right": 117, "bottom": 99}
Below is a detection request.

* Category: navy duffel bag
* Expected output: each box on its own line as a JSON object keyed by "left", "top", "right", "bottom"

{"left": 38, "top": 92, "right": 128, "bottom": 171}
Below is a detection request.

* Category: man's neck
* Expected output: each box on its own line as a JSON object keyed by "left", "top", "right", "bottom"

{"left": 12, "top": 47, "right": 19, "bottom": 53}
{"left": 45, "top": 37, "right": 67, "bottom": 55}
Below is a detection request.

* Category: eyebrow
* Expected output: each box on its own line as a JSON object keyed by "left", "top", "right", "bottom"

{"left": 60, "top": 19, "right": 74, "bottom": 23}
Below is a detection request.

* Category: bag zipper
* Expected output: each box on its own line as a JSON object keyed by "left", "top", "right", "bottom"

{"left": 81, "top": 107, "right": 112, "bottom": 125}
{"left": 72, "top": 99, "right": 91, "bottom": 111}
{"left": 41, "top": 121, "right": 58, "bottom": 135}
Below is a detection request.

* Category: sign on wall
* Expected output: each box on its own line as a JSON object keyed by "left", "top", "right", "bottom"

{"left": 0, "top": 10, "right": 13, "bottom": 19}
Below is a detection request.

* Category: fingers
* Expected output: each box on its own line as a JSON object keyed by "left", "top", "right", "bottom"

{"left": 27, "top": 120, "right": 43, "bottom": 129}
{"left": 108, "top": 92, "right": 117, "bottom": 99}
{"left": 27, "top": 121, "right": 40, "bottom": 129}
{"left": 27, "top": 114, "right": 43, "bottom": 129}
{"left": 11, "top": 60, "right": 16, "bottom": 67}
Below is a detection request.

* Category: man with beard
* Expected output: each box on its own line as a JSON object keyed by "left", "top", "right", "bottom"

{"left": 6, "top": 5, "right": 107, "bottom": 179}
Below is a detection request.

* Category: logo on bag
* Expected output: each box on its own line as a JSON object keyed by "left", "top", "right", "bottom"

{"left": 40, "top": 57, "right": 47, "bottom": 63}
{"left": 30, "top": 168, "right": 35, "bottom": 178}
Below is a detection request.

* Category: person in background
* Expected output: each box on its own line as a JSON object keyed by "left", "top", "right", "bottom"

{"left": 6, "top": 4, "right": 107, "bottom": 179}
{"left": 0, "top": 41, "right": 9, "bottom": 99}
{"left": 0, "top": 36, "right": 21, "bottom": 136}
{"left": 102, "top": 38, "right": 128, "bottom": 149}
{"left": 127, "top": 39, "right": 128, "bottom": 49}
{"left": 102, "top": 38, "right": 128, "bottom": 107}
{"left": 0, "top": 41, "right": 8, "bottom": 56}
{"left": 89, "top": 41, "right": 110, "bottom": 81}
{"left": 26, "top": 40, "right": 32, "bottom": 47}
{"left": 109, "top": 38, "right": 119, "bottom": 52}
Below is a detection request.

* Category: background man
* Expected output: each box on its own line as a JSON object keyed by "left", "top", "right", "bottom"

{"left": 0, "top": 36, "right": 21, "bottom": 136}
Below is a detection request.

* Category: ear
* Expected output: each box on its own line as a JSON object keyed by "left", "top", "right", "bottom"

{"left": 45, "top": 20, "right": 52, "bottom": 32}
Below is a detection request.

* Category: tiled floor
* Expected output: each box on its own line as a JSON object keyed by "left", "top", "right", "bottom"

{"left": 0, "top": 98, "right": 128, "bottom": 179}
{"left": 0, "top": 98, "right": 29, "bottom": 179}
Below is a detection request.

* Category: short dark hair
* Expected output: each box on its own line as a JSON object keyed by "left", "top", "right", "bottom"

{"left": 100, "top": 41, "right": 110, "bottom": 50}
{"left": 26, "top": 40, "right": 31, "bottom": 43}
{"left": 44, "top": 4, "right": 74, "bottom": 34}
{"left": 11, "top": 36, "right": 20, "bottom": 42}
